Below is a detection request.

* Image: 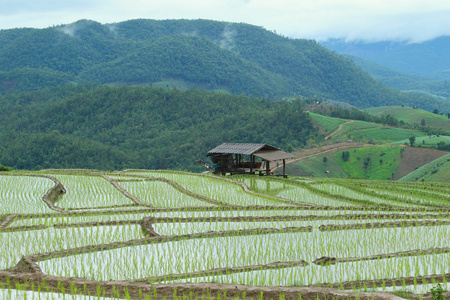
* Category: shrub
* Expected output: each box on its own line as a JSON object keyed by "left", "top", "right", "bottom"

{"left": 430, "top": 283, "right": 444, "bottom": 300}
{"left": 0, "top": 164, "right": 13, "bottom": 171}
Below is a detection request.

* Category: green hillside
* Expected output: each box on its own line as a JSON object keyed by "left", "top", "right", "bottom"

{"left": 324, "top": 119, "right": 425, "bottom": 143}
{"left": 0, "top": 85, "right": 318, "bottom": 171}
{"left": 0, "top": 19, "right": 449, "bottom": 111}
{"left": 79, "top": 34, "right": 294, "bottom": 98}
{"left": 308, "top": 112, "right": 346, "bottom": 135}
{"left": 399, "top": 153, "right": 450, "bottom": 182}
{"left": 425, "top": 159, "right": 450, "bottom": 182}
{"left": 366, "top": 106, "right": 450, "bottom": 130}
{"left": 284, "top": 145, "right": 405, "bottom": 180}
{"left": 284, "top": 155, "right": 348, "bottom": 178}
{"left": 389, "top": 135, "right": 450, "bottom": 148}
{"left": 334, "top": 146, "right": 404, "bottom": 180}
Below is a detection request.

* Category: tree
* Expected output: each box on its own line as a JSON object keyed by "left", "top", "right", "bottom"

{"left": 409, "top": 136, "right": 416, "bottom": 147}
{"left": 433, "top": 109, "right": 439, "bottom": 114}
{"left": 421, "top": 119, "right": 426, "bottom": 126}
{"left": 363, "top": 157, "right": 371, "bottom": 169}
{"left": 0, "top": 164, "right": 13, "bottom": 171}
{"left": 341, "top": 151, "right": 350, "bottom": 162}
{"left": 322, "top": 156, "right": 328, "bottom": 164}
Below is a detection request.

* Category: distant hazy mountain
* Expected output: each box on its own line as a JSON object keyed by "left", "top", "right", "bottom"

{"left": 345, "top": 55, "right": 450, "bottom": 100}
{"left": 0, "top": 19, "right": 449, "bottom": 111}
{"left": 321, "top": 37, "right": 450, "bottom": 80}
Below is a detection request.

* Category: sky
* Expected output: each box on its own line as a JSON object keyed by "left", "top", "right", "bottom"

{"left": 1, "top": 0, "right": 450, "bottom": 43}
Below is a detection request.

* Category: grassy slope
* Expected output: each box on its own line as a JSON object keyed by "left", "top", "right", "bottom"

{"left": 426, "top": 159, "right": 450, "bottom": 182}
{"left": 309, "top": 113, "right": 425, "bottom": 143}
{"left": 366, "top": 106, "right": 450, "bottom": 131}
{"left": 328, "top": 119, "right": 425, "bottom": 143}
{"left": 286, "top": 145, "right": 405, "bottom": 180}
{"left": 399, "top": 153, "right": 450, "bottom": 182}
{"left": 389, "top": 135, "right": 450, "bottom": 148}
{"left": 334, "top": 146, "right": 404, "bottom": 180}
{"left": 308, "top": 112, "right": 346, "bottom": 135}
{"left": 285, "top": 155, "right": 349, "bottom": 178}
{"left": 289, "top": 113, "right": 441, "bottom": 180}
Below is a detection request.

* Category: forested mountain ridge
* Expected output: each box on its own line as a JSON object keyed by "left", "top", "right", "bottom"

{"left": 1, "top": 19, "right": 449, "bottom": 111}
{"left": 0, "top": 85, "right": 318, "bottom": 171}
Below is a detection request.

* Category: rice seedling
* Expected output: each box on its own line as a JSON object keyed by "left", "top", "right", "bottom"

{"left": 2, "top": 170, "right": 449, "bottom": 299}
{"left": 0, "top": 223, "right": 142, "bottom": 269}
{"left": 38, "top": 224, "right": 450, "bottom": 282}
{"left": 51, "top": 174, "right": 135, "bottom": 209}
{"left": 0, "top": 175, "right": 55, "bottom": 214}
{"left": 117, "top": 180, "right": 216, "bottom": 207}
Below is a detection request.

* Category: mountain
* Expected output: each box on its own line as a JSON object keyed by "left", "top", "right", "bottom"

{"left": 0, "top": 85, "right": 318, "bottom": 171}
{"left": 345, "top": 55, "right": 450, "bottom": 100}
{"left": 1, "top": 19, "right": 449, "bottom": 111}
{"left": 321, "top": 36, "right": 450, "bottom": 80}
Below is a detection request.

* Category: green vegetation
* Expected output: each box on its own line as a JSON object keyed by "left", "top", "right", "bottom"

{"left": 366, "top": 106, "right": 450, "bottom": 131}
{"left": 399, "top": 153, "right": 450, "bottom": 182}
{"left": 0, "top": 19, "right": 449, "bottom": 111}
{"left": 2, "top": 169, "right": 450, "bottom": 299}
{"left": 344, "top": 55, "right": 450, "bottom": 100}
{"left": 308, "top": 112, "right": 346, "bottom": 135}
{"left": 330, "top": 120, "right": 425, "bottom": 143}
{"left": 0, "top": 85, "right": 318, "bottom": 171}
{"left": 335, "top": 146, "right": 404, "bottom": 180}
{"left": 285, "top": 156, "right": 348, "bottom": 178}
{"left": 389, "top": 135, "right": 450, "bottom": 148}
{"left": 309, "top": 103, "right": 400, "bottom": 125}
{"left": 430, "top": 284, "right": 445, "bottom": 300}
{"left": 0, "top": 164, "right": 13, "bottom": 171}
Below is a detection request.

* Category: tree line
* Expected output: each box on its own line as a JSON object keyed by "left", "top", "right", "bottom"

{"left": 0, "top": 85, "right": 320, "bottom": 171}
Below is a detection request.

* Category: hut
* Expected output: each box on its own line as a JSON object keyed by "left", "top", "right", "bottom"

{"left": 207, "top": 143, "right": 294, "bottom": 177}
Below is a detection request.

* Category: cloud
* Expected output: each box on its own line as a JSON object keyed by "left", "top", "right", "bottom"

{"left": 1, "top": 0, "right": 449, "bottom": 42}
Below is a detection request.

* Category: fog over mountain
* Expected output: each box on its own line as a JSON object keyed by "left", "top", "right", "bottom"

{"left": 1, "top": 0, "right": 450, "bottom": 43}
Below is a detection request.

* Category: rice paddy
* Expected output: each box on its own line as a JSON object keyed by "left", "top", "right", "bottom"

{"left": 1, "top": 169, "right": 449, "bottom": 299}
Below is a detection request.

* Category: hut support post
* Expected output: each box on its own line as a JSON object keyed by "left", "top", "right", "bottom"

{"left": 282, "top": 159, "right": 286, "bottom": 178}
{"left": 250, "top": 155, "right": 253, "bottom": 174}
{"left": 266, "top": 160, "right": 270, "bottom": 176}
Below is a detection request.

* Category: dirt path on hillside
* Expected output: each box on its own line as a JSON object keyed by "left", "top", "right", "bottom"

{"left": 324, "top": 120, "right": 354, "bottom": 140}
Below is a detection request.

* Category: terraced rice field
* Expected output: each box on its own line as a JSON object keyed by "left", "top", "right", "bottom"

{"left": 1, "top": 170, "right": 449, "bottom": 299}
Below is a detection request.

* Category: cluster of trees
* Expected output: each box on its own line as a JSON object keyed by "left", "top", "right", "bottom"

{"left": 309, "top": 104, "right": 401, "bottom": 126}
{"left": 0, "top": 85, "right": 320, "bottom": 171}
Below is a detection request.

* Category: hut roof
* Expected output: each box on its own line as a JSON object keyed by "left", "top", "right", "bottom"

{"left": 208, "top": 143, "right": 294, "bottom": 161}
